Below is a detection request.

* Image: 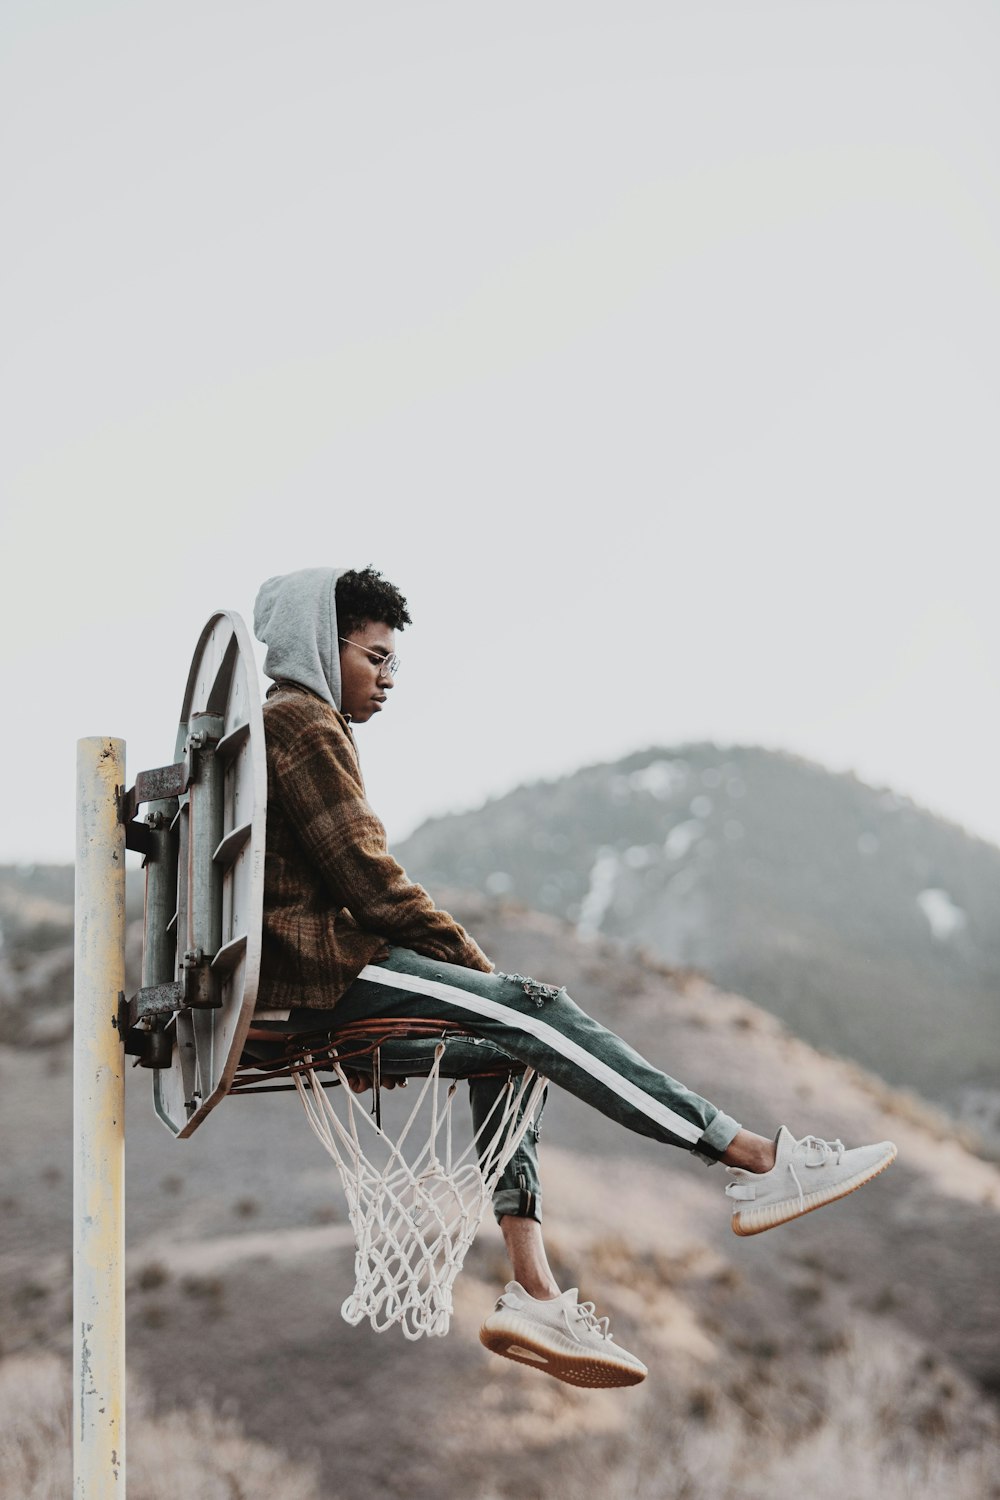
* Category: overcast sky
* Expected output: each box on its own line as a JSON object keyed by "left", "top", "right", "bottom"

{"left": 2, "top": 1, "right": 998, "bottom": 865}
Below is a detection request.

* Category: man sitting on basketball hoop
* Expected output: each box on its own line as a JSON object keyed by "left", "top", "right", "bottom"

{"left": 253, "top": 565, "right": 896, "bottom": 1389}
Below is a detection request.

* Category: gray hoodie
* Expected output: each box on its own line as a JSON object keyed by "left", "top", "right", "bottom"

{"left": 253, "top": 567, "right": 348, "bottom": 711}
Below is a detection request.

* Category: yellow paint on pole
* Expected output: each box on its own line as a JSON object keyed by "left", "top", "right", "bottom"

{"left": 74, "top": 738, "right": 126, "bottom": 1496}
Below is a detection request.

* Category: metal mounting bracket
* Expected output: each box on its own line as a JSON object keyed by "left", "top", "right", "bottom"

{"left": 116, "top": 993, "right": 174, "bottom": 1069}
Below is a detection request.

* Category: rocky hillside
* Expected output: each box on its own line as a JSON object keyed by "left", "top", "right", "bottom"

{"left": 0, "top": 863, "right": 143, "bottom": 1049}
{"left": 1, "top": 895, "right": 998, "bottom": 1498}
{"left": 396, "top": 746, "right": 1000, "bottom": 1142}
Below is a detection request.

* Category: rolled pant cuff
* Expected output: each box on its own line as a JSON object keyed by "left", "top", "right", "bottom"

{"left": 695, "top": 1111, "right": 742, "bottom": 1165}
{"left": 493, "top": 1187, "right": 543, "bottom": 1224}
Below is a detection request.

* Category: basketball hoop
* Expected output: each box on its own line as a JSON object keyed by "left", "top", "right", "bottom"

{"left": 238, "top": 1019, "right": 547, "bottom": 1339}
{"left": 120, "top": 609, "right": 547, "bottom": 1339}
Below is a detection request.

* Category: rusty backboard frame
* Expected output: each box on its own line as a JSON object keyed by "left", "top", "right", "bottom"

{"left": 121, "top": 610, "right": 266, "bottom": 1138}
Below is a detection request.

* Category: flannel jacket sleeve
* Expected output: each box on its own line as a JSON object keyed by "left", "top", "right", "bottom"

{"left": 269, "top": 695, "right": 493, "bottom": 972}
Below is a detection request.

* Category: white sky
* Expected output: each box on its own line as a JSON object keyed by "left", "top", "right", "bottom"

{"left": 2, "top": 0, "right": 998, "bottom": 864}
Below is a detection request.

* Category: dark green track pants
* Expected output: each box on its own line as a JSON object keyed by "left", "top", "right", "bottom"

{"left": 318, "top": 947, "right": 742, "bottom": 1224}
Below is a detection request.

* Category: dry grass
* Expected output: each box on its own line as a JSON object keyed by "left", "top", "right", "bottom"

{"left": 0, "top": 1354, "right": 322, "bottom": 1500}
{"left": 608, "top": 1335, "right": 1000, "bottom": 1500}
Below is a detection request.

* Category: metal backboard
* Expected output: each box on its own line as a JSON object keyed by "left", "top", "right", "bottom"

{"left": 144, "top": 611, "right": 267, "bottom": 1137}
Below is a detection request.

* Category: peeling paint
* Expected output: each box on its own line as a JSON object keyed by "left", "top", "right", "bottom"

{"left": 79, "top": 1321, "right": 93, "bottom": 1440}
{"left": 75, "top": 738, "right": 127, "bottom": 1493}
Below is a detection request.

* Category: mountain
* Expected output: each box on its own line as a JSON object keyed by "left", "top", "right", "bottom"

{"left": 396, "top": 745, "right": 1000, "bottom": 1142}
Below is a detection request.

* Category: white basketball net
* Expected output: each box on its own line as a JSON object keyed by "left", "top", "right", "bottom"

{"left": 293, "top": 1045, "right": 547, "bottom": 1340}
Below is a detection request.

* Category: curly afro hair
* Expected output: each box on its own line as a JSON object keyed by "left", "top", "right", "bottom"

{"left": 335, "top": 566, "right": 412, "bottom": 637}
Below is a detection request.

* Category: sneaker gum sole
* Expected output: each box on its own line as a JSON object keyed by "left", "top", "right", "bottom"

{"left": 731, "top": 1143, "right": 897, "bottom": 1237}
{"left": 479, "top": 1312, "right": 646, "bottom": 1389}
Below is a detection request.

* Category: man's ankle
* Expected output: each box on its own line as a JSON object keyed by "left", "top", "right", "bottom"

{"left": 520, "top": 1278, "right": 561, "bottom": 1301}
{"left": 721, "top": 1131, "right": 777, "bottom": 1173}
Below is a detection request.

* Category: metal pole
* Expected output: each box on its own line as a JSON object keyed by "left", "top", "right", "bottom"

{"left": 74, "top": 737, "right": 126, "bottom": 1496}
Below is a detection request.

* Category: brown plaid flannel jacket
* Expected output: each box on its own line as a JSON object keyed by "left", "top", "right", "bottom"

{"left": 257, "top": 682, "right": 492, "bottom": 1010}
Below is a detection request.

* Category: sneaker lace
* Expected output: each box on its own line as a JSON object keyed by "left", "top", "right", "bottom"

{"left": 786, "top": 1134, "right": 846, "bottom": 1209}
{"left": 572, "top": 1299, "right": 612, "bottom": 1341}
{"left": 799, "top": 1134, "right": 845, "bottom": 1167}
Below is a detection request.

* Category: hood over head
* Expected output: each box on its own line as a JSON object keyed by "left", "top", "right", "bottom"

{"left": 253, "top": 567, "right": 348, "bottom": 710}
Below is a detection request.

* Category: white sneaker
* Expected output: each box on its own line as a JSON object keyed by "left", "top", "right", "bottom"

{"left": 480, "top": 1282, "right": 647, "bottom": 1388}
{"left": 726, "top": 1126, "right": 897, "bottom": 1236}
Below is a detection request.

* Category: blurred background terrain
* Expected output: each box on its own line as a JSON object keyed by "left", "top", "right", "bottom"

{"left": 1, "top": 749, "right": 998, "bottom": 1498}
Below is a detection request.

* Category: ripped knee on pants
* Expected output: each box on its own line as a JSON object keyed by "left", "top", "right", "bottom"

{"left": 498, "top": 972, "right": 567, "bottom": 1007}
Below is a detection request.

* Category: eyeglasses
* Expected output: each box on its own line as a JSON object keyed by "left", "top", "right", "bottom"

{"left": 339, "top": 636, "right": 401, "bottom": 680}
